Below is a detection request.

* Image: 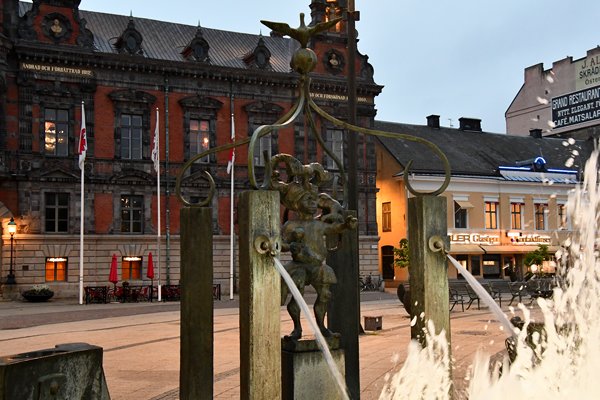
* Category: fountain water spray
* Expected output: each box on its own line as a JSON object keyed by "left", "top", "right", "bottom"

{"left": 382, "top": 143, "right": 600, "bottom": 399}
{"left": 273, "top": 257, "right": 350, "bottom": 400}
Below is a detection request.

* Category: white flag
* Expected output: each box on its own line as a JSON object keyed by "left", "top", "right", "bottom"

{"left": 151, "top": 108, "right": 159, "bottom": 173}
{"left": 78, "top": 102, "right": 87, "bottom": 170}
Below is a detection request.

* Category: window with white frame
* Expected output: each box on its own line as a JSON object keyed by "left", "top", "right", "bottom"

{"left": 510, "top": 202, "right": 523, "bottom": 230}
{"left": 454, "top": 201, "right": 468, "bottom": 229}
{"left": 120, "top": 114, "right": 143, "bottom": 160}
{"left": 534, "top": 202, "right": 548, "bottom": 230}
{"left": 485, "top": 201, "right": 498, "bottom": 229}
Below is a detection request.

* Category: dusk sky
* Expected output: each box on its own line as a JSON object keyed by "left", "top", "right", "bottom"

{"left": 26, "top": 0, "right": 600, "bottom": 133}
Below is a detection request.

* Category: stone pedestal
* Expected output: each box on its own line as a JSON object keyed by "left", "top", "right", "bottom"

{"left": 281, "top": 336, "right": 345, "bottom": 400}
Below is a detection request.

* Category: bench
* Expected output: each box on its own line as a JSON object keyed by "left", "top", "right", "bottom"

{"left": 84, "top": 286, "right": 109, "bottom": 304}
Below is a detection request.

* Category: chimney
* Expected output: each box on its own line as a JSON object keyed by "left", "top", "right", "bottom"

{"left": 426, "top": 114, "right": 440, "bottom": 129}
{"left": 458, "top": 117, "right": 482, "bottom": 132}
{"left": 529, "top": 128, "right": 543, "bottom": 138}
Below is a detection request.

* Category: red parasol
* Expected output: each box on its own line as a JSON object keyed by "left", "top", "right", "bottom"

{"left": 109, "top": 253, "right": 118, "bottom": 290}
{"left": 147, "top": 252, "right": 155, "bottom": 280}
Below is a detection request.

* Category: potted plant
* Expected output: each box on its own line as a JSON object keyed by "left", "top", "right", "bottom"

{"left": 22, "top": 284, "right": 54, "bottom": 302}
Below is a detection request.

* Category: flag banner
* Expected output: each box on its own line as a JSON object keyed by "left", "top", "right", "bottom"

{"left": 227, "top": 148, "right": 235, "bottom": 174}
{"left": 78, "top": 102, "right": 87, "bottom": 170}
{"left": 151, "top": 108, "right": 159, "bottom": 173}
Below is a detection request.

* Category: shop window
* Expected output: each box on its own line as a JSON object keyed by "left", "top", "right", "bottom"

{"left": 454, "top": 201, "right": 468, "bottom": 229}
{"left": 326, "top": 128, "right": 344, "bottom": 170}
{"left": 45, "top": 257, "right": 67, "bottom": 281}
{"left": 484, "top": 201, "right": 498, "bottom": 229}
{"left": 190, "top": 118, "right": 211, "bottom": 163}
{"left": 382, "top": 202, "right": 392, "bottom": 232}
{"left": 122, "top": 256, "right": 142, "bottom": 280}
{"left": 535, "top": 203, "right": 548, "bottom": 230}
{"left": 120, "top": 114, "right": 143, "bottom": 159}
{"left": 121, "top": 195, "right": 143, "bottom": 233}
{"left": 45, "top": 192, "right": 69, "bottom": 233}
{"left": 510, "top": 202, "right": 523, "bottom": 230}
{"left": 482, "top": 255, "right": 501, "bottom": 279}
{"left": 44, "top": 108, "right": 69, "bottom": 156}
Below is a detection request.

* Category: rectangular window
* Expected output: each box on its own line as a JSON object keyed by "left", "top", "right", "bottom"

{"left": 45, "top": 193, "right": 69, "bottom": 233}
{"left": 510, "top": 203, "right": 523, "bottom": 230}
{"left": 121, "top": 114, "right": 143, "bottom": 159}
{"left": 485, "top": 201, "right": 498, "bottom": 229}
{"left": 45, "top": 257, "right": 67, "bottom": 281}
{"left": 558, "top": 203, "right": 568, "bottom": 229}
{"left": 121, "top": 195, "right": 143, "bottom": 233}
{"left": 382, "top": 202, "right": 392, "bottom": 232}
{"left": 251, "top": 124, "right": 271, "bottom": 167}
{"left": 122, "top": 256, "right": 142, "bottom": 280}
{"left": 326, "top": 129, "right": 344, "bottom": 169}
{"left": 44, "top": 108, "right": 69, "bottom": 156}
{"left": 190, "top": 118, "right": 210, "bottom": 163}
{"left": 535, "top": 203, "right": 548, "bottom": 230}
{"left": 454, "top": 201, "right": 468, "bottom": 229}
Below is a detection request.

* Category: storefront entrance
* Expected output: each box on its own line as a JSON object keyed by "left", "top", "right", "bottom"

{"left": 482, "top": 254, "right": 501, "bottom": 279}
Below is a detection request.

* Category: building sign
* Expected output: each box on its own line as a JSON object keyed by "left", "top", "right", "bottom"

{"left": 575, "top": 54, "right": 600, "bottom": 90}
{"left": 551, "top": 85, "right": 600, "bottom": 129}
{"left": 449, "top": 233, "right": 499, "bottom": 245}
{"left": 310, "top": 92, "right": 373, "bottom": 104}
{"left": 511, "top": 234, "right": 551, "bottom": 245}
{"left": 20, "top": 62, "right": 94, "bottom": 77}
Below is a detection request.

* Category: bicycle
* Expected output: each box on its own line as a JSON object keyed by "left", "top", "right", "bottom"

{"left": 359, "top": 273, "right": 378, "bottom": 292}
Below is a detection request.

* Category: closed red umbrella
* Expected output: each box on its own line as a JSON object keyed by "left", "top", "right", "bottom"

{"left": 109, "top": 254, "right": 118, "bottom": 294}
{"left": 147, "top": 252, "right": 155, "bottom": 279}
{"left": 147, "top": 252, "right": 155, "bottom": 302}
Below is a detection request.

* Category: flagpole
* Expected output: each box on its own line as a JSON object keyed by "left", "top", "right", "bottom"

{"left": 229, "top": 94, "right": 235, "bottom": 300}
{"left": 154, "top": 107, "right": 162, "bottom": 302}
{"left": 78, "top": 101, "right": 87, "bottom": 305}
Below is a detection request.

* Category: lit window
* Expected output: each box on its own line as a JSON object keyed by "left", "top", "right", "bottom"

{"left": 485, "top": 201, "right": 498, "bottom": 229}
{"left": 326, "top": 129, "right": 344, "bottom": 170}
{"left": 535, "top": 203, "right": 548, "bottom": 230}
{"left": 121, "top": 114, "right": 143, "bottom": 159}
{"left": 45, "top": 193, "right": 69, "bottom": 233}
{"left": 454, "top": 201, "right": 468, "bottom": 229}
{"left": 121, "top": 195, "right": 143, "bottom": 233}
{"left": 510, "top": 203, "right": 523, "bottom": 230}
{"left": 122, "top": 256, "right": 142, "bottom": 280}
{"left": 190, "top": 118, "right": 210, "bottom": 163}
{"left": 382, "top": 202, "right": 392, "bottom": 232}
{"left": 45, "top": 257, "right": 67, "bottom": 281}
{"left": 44, "top": 108, "right": 69, "bottom": 156}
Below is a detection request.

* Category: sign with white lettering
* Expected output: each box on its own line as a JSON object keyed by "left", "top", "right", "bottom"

{"left": 448, "top": 233, "right": 500, "bottom": 245}
{"left": 551, "top": 85, "right": 600, "bottom": 129}
{"left": 20, "top": 62, "right": 94, "bottom": 77}
{"left": 310, "top": 92, "right": 373, "bottom": 104}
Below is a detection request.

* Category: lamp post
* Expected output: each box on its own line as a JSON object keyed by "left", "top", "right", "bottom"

{"left": 6, "top": 217, "right": 16, "bottom": 284}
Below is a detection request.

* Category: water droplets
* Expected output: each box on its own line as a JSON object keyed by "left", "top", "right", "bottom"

{"left": 565, "top": 157, "right": 575, "bottom": 167}
{"left": 536, "top": 96, "right": 549, "bottom": 105}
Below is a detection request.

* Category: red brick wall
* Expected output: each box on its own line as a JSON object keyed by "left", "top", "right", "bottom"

{"left": 94, "top": 193, "right": 113, "bottom": 233}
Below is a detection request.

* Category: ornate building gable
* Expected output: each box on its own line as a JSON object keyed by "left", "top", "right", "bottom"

{"left": 39, "top": 166, "right": 79, "bottom": 181}
{"left": 109, "top": 169, "right": 154, "bottom": 185}
{"left": 181, "top": 24, "right": 210, "bottom": 63}
{"left": 114, "top": 15, "right": 144, "bottom": 56}
{"left": 243, "top": 35, "right": 272, "bottom": 70}
{"left": 17, "top": 0, "right": 94, "bottom": 48}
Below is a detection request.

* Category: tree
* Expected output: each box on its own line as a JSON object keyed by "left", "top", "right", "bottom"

{"left": 394, "top": 238, "right": 410, "bottom": 269}
{"left": 524, "top": 244, "right": 550, "bottom": 268}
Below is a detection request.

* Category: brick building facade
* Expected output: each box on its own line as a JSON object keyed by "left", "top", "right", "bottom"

{"left": 0, "top": 0, "right": 382, "bottom": 299}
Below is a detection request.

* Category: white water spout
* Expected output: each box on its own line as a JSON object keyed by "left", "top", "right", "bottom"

{"left": 273, "top": 257, "right": 350, "bottom": 400}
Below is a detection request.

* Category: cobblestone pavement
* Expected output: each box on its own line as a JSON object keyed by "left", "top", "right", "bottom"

{"left": 0, "top": 290, "right": 534, "bottom": 399}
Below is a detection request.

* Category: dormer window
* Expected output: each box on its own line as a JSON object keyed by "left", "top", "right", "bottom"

{"left": 243, "top": 35, "right": 271, "bottom": 69}
{"left": 116, "top": 16, "right": 143, "bottom": 55}
{"left": 182, "top": 25, "right": 210, "bottom": 63}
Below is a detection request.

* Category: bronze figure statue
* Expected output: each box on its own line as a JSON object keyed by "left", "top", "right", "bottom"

{"left": 270, "top": 154, "right": 356, "bottom": 340}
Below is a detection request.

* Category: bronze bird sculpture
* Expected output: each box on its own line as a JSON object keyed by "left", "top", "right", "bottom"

{"left": 261, "top": 13, "right": 342, "bottom": 49}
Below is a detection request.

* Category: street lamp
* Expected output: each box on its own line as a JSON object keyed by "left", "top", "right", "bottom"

{"left": 6, "top": 217, "right": 16, "bottom": 284}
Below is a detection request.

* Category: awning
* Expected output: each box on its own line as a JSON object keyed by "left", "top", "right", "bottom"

{"left": 479, "top": 245, "right": 541, "bottom": 254}
{"left": 455, "top": 200, "right": 474, "bottom": 208}
{"left": 449, "top": 244, "right": 485, "bottom": 254}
